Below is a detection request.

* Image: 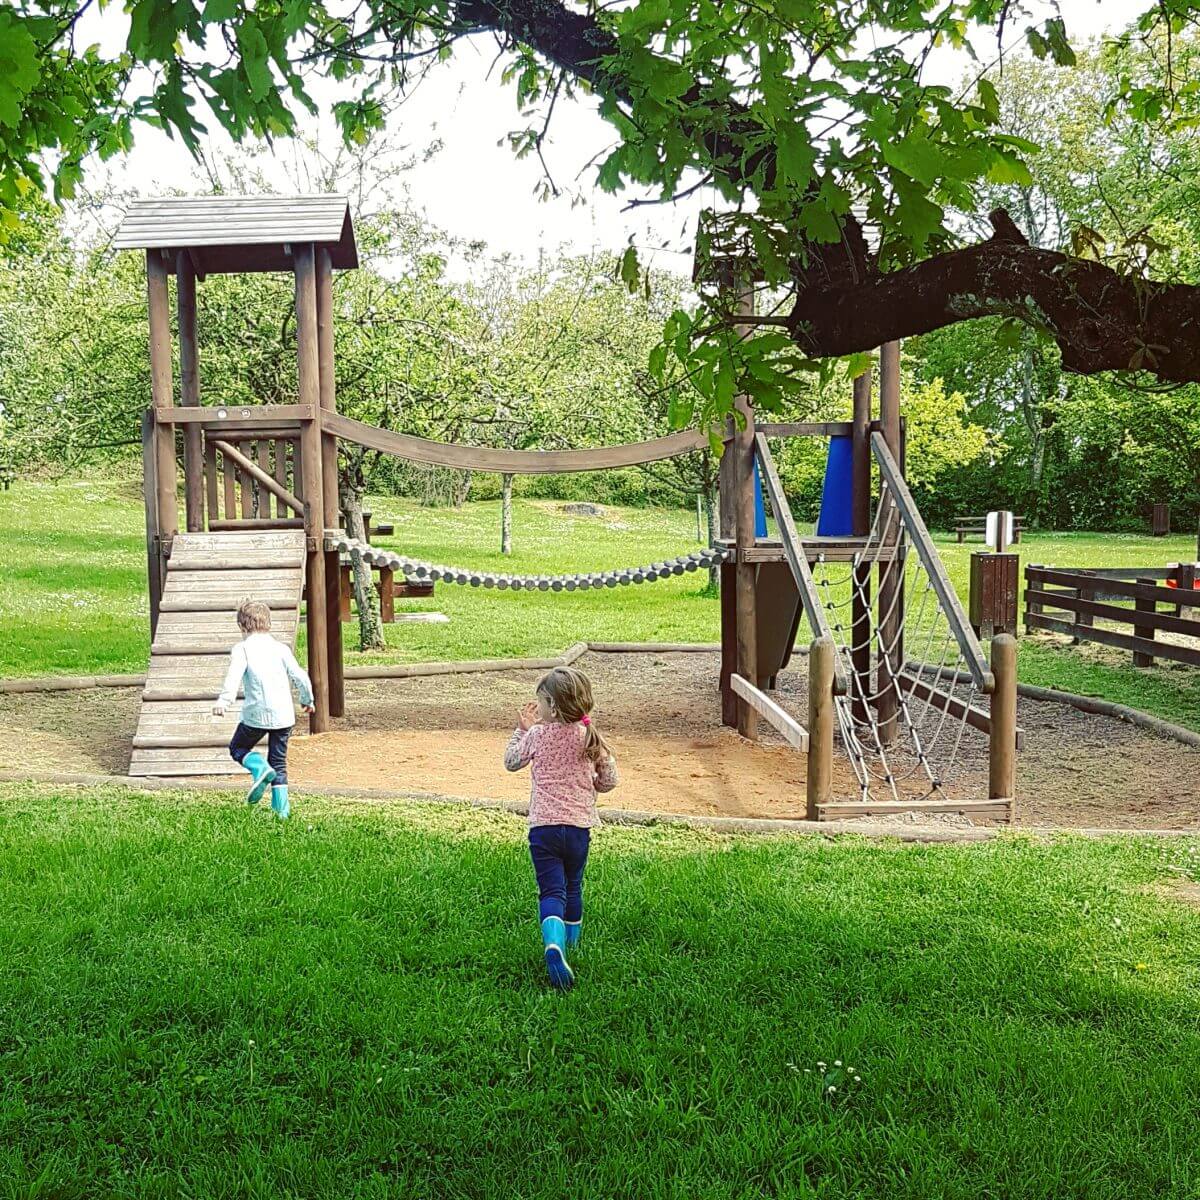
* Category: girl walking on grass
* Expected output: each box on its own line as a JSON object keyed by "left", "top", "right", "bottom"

{"left": 504, "top": 666, "right": 618, "bottom": 990}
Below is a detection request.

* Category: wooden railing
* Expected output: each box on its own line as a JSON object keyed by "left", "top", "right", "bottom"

{"left": 1025, "top": 563, "right": 1200, "bottom": 668}
{"left": 204, "top": 433, "right": 304, "bottom": 530}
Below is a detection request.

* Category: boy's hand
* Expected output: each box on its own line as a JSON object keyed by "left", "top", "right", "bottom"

{"left": 212, "top": 704, "right": 226, "bottom": 717}
{"left": 518, "top": 702, "right": 540, "bottom": 732}
{"left": 302, "top": 704, "right": 315, "bottom": 715}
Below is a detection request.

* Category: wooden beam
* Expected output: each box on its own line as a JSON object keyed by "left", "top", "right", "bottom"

{"left": 316, "top": 247, "right": 344, "bottom": 718}
{"left": 733, "top": 286, "right": 758, "bottom": 739}
{"left": 818, "top": 798, "right": 1012, "bottom": 822}
{"left": 877, "top": 340, "right": 903, "bottom": 745}
{"left": 806, "top": 636, "right": 835, "bottom": 819}
{"left": 210, "top": 439, "right": 303, "bottom": 514}
{"left": 156, "top": 404, "right": 314, "bottom": 425}
{"left": 730, "top": 674, "right": 809, "bottom": 751}
{"left": 989, "top": 634, "right": 1018, "bottom": 807}
{"left": 851, "top": 365, "right": 872, "bottom": 725}
{"left": 146, "top": 251, "right": 177, "bottom": 544}
{"left": 176, "top": 252, "right": 204, "bottom": 533}
{"left": 295, "top": 243, "right": 329, "bottom": 733}
{"left": 322, "top": 409, "right": 709, "bottom": 474}
{"left": 141, "top": 409, "right": 162, "bottom": 640}
{"left": 755, "top": 421, "right": 854, "bottom": 439}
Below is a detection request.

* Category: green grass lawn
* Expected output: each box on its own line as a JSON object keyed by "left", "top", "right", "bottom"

{"left": 1, "top": 475, "right": 1198, "bottom": 728}
{"left": 2, "top": 784, "right": 1199, "bottom": 1197}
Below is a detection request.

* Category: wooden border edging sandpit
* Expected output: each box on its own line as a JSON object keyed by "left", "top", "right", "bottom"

{"left": 4, "top": 768, "right": 1198, "bottom": 844}
{"left": 1, "top": 643, "right": 1196, "bottom": 753}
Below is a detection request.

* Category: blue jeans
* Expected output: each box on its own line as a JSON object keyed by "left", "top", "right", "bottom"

{"left": 229, "top": 723, "right": 292, "bottom": 785}
{"left": 529, "top": 825, "right": 591, "bottom": 923}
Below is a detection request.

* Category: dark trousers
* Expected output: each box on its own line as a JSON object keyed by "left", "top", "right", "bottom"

{"left": 229, "top": 723, "right": 292, "bottom": 785}
{"left": 529, "top": 824, "right": 590, "bottom": 924}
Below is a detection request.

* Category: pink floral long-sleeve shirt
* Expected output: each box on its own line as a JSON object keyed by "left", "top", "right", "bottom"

{"left": 504, "top": 721, "right": 618, "bottom": 828}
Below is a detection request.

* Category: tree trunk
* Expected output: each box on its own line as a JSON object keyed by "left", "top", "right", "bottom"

{"left": 501, "top": 473, "right": 513, "bottom": 555}
{"left": 339, "top": 482, "right": 386, "bottom": 652}
{"left": 454, "top": 469, "right": 472, "bottom": 509}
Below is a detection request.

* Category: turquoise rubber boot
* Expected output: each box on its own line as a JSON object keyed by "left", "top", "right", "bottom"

{"left": 565, "top": 921, "right": 582, "bottom": 950}
{"left": 242, "top": 752, "right": 275, "bottom": 805}
{"left": 271, "top": 784, "right": 290, "bottom": 821}
{"left": 541, "top": 916, "right": 574, "bottom": 991}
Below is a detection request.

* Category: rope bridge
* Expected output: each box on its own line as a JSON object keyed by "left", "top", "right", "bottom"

{"left": 327, "top": 534, "right": 729, "bottom": 592}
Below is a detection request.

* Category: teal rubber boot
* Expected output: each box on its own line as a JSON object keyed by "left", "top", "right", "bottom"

{"left": 270, "top": 784, "right": 290, "bottom": 820}
{"left": 541, "top": 916, "right": 574, "bottom": 991}
{"left": 565, "top": 921, "right": 582, "bottom": 950}
{"left": 242, "top": 752, "right": 275, "bottom": 805}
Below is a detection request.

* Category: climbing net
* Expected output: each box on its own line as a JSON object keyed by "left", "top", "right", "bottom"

{"left": 808, "top": 477, "right": 989, "bottom": 805}
{"left": 328, "top": 534, "right": 729, "bottom": 591}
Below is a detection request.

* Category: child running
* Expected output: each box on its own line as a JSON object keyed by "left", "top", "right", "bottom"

{"left": 212, "top": 600, "right": 314, "bottom": 820}
{"left": 504, "top": 665, "right": 618, "bottom": 990}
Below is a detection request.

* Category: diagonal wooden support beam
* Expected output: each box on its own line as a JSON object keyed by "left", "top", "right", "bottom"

{"left": 210, "top": 439, "right": 304, "bottom": 515}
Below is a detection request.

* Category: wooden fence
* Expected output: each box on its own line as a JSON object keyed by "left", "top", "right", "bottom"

{"left": 1024, "top": 563, "right": 1200, "bottom": 668}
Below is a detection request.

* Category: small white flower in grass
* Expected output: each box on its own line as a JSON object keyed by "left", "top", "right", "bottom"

{"left": 817, "top": 1061, "right": 826, "bottom": 1069}
{"left": 376, "top": 1077, "right": 383, "bottom": 1084}
{"left": 248, "top": 1039, "right": 255, "bottom": 1047}
{"left": 1114, "top": 917, "right": 1122, "bottom": 927}
{"left": 827, "top": 1086, "right": 836, "bottom": 1094}
{"left": 834, "top": 1060, "right": 842, "bottom": 1067}
{"left": 854, "top": 1075, "right": 862, "bottom": 1083}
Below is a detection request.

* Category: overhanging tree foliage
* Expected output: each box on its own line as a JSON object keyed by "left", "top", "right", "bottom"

{"left": 8, "top": 1, "right": 1200, "bottom": 423}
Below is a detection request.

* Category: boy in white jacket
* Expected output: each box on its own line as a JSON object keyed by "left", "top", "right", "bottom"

{"left": 213, "top": 600, "right": 314, "bottom": 819}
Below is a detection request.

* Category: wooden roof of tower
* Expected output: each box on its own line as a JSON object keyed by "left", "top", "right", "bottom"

{"left": 113, "top": 194, "right": 358, "bottom": 275}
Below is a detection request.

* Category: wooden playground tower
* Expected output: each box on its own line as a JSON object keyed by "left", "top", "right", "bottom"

{"left": 116, "top": 195, "right": 1017, "bottom": 818}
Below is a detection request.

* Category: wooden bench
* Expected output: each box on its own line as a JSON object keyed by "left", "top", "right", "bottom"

{"left": 955, "top": 514, "right": 1025, "bottom": 544}
{"left": 339, "top": 563, "right": 434, "bottom": 623}
{"left": 361, "top": 511, "right": 395, "bottom": 543}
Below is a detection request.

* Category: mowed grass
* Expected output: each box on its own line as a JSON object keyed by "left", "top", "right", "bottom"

{"left": 1, "top": 475, "right": 1198, "bottom": 727}
{"left": 2, "top": 784, "right": 1199, "bottom": 1198}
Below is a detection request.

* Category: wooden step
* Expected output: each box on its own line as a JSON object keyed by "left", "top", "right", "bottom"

{"left": 130, "top": 530, "right": 306, "bottom": 779}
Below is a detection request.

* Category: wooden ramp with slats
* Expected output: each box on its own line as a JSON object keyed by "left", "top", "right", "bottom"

{"left": 128, "top": 531, "right": 306, "bottom": 778}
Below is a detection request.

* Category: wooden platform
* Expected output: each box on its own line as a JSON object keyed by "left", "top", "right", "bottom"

{"left": 128, "top": 531, "right": 306, "bottom": 778}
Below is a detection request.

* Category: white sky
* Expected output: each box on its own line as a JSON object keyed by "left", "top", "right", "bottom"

{"left": 78, "top": 1, "right": 1150, "bottom": 268}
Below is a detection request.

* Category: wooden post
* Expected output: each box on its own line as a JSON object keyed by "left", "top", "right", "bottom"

{"left": 316, "top": 247, "right": 344, "bottom": 719}
{"left": 806, "top": 636, "right": 835, "bottom": 819}
{"left": 141, "top": 409, "right": 162, "bottom": 640}
{"left": 378, "top": 566, "right": 395, "bottom": 623}
{"left": 718, "top": 412, "right": 738, "bottom": 724}
{"left": 850, "top": 363, "right": 873, "bottom": 725}
{"left": 988, "top": 634, "right": 1017, "bottom": 807}
{"left": 176, "top": 253, "right": 204, "bottom": 533}
{"left": 876, "top": 341, "right": 902, "bottom": 745}
{"left": 733, "top": 286, "right": 758, "bottom": 739}
{"left": 146, "top": 251, "right": 177, "bottom": 575}
{"left": 1133, "top": 577, "right": 1157, "bottom": 667}
{"left": 340, "top": 563, "right": 352, "bottom": 622}
{"left": 719, "top": 558, "right": 738, "bottom": 727}
{"left": 296, "top": 244, "right": 330, "bottom": 732}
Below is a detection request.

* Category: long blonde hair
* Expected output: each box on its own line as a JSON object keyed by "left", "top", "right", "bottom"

{"left": 537, "top": 666, "right": 611, "bottom": 765}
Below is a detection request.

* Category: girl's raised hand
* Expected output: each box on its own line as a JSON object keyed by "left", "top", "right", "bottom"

{"left": 518, "top": 702, "right": 540, "bottom": 731}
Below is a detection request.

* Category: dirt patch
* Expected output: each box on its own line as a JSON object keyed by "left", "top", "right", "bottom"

{"left": 1144, "top": 879, "right": 1200, "bottom": 909}
{"left": 1, "top": 651, "right": 1198, "bottom": 828}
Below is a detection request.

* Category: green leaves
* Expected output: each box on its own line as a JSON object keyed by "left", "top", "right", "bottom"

{"left": 0, "top": 11, "right": 40, "bottom": 130}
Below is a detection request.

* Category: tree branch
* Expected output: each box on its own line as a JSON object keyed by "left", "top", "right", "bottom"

{"left": 787, "top": 210, "right": 1200, "bottom": 380}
